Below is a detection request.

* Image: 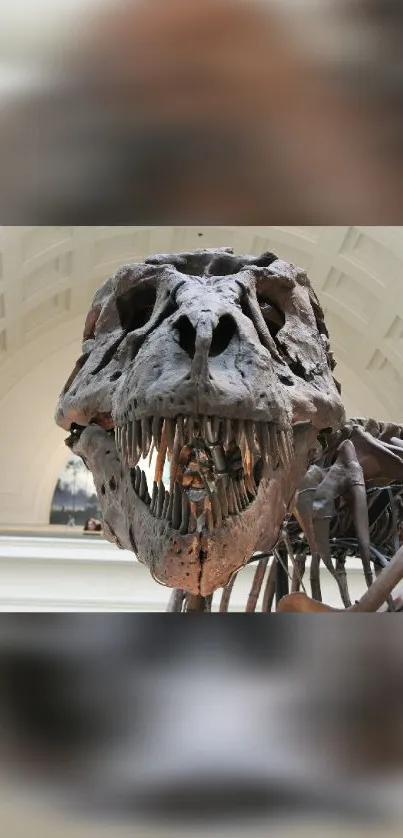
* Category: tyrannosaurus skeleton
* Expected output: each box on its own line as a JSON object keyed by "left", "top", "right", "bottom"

{"left": 55, "top": 249, "right": 403, "bottom": 612}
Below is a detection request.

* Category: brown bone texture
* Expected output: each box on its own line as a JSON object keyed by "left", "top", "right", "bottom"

{"left": 55, "top": 249, "right": 344, "bottom": 596}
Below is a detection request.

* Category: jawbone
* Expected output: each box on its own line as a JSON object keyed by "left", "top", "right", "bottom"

{"left": 73, "top": 422, "right": 318, "bottom": 596}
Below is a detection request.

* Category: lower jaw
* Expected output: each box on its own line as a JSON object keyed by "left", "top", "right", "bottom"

{"left": 130, "top": 425, "right": 318, "bottom": 595}
{"left": 142, "top": 474, "right": 295, "bottom": 596}
{"left": 76, "top": 420, "right": 318, "bottom": 596}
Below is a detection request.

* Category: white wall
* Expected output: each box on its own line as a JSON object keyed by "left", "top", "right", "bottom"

{"left": 0, "top": 535, "right": 370, "bottom": 612}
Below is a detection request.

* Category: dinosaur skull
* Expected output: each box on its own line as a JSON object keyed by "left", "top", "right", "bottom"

{"left": 55, "top": 248, "right": 344, "bottom": 595}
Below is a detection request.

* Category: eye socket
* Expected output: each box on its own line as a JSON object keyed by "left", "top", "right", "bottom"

{"left": 117, "top": 285, "right": 157, "bottom": 332}
{"left": 256, "top": 294, "right": 285, "bottom": 337}
{"left": 256, "top": 292, "right": 309, "bottom": 381}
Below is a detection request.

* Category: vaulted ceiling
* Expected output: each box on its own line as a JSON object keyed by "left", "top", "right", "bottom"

{"left": 0, "top": 225, "right": 402, "bottom": 524}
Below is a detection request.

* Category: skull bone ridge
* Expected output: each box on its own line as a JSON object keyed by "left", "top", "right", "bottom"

{"left": 56, "top": 248, "right": 344, "bottom": 595}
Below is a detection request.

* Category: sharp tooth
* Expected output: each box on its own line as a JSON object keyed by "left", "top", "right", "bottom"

{"left": 223, "top": 419, "right": 232, "bottom": 448}
{"left": 126, "top": 421, "right": 133, "bottom": 464}
{"left": 233, "top": 479, "right": 243, "bottom": 514}
{"left": 139, "top": 470, "right": 147, "bottom": 500}
{"left": 213, "top": 416, "right": 221, "bottom": 441}
{"left": 242, "top": 433, "right": 253, "bottom": 478}
{"left": 150, "top": 480, "right": 158, "bottom": 514}
{"left": 245, "top": 420, "right": 256, "bottom": 456}
{"left": 187, "top": 415, "right": 194, "bottom": 441}
{"left": 211, "top": 445, "right": 227, "bottom": 473}
{"left": 130, "top": 421, "right": 140, "bottom": 466}
{"left": 135, "top": 419, "right": 142, "bottom": 464}
{"left": 244, "top": 473, "right": 256, "bottom": 499}
{"left": 166, "top": 492, "right": 174, "bottom": 522}
{"left": 256, "top": 422, "right": 269, "bottom": 464}
{"left": 188, "top": 512, "right": 197, "bottom": 534}
{"left": 278, "top": 430, "right": 290, "bottom": 468}
{"left": 269, "top": 425, "right": 279, "bottom": 467}
{"left": 197, "top": 512, "right": 206, "bottom": 533}
{"left": 211, "top": 492, "right": 222, "bottom": 528}
{"left": 203, "top": 497, "right": 214, "bottom": 533}
{"left": 154, "top": 424, "right": 167, "bottom": 485}
{"left": 119, "top": 424, "right": 124, "bottom": 458}
{"left": 188, "top": 501, "right": 197, "bottom": 533}
{"left": 233, "top": 480, "right": 243, "bottom": 510}
{"left": 217, "top": 479, "right": 229, "bottom": 518}
{"left": 169, "top": 433, "right": 182, "bottom": 494}
{"left": 162, "top": 491, "right": 170, "bottom": 518}
{"left": 121, "top": 424, "right": 129, "bottom": 464}
{"left": 177, "top": 415, "right": 185, "bottom": 446}
{"left": 179, "top": 493, "right": 190, "bottom": 534}
{"left": 148, "top": 442, "right": 155, "bottom": 467}
{"left": 205, "top": 416, "right": 216, "bottom": 444}
{"left": 134, "top": 466, "right": 141, "bottom": 493}
{"left": 152, "top": 416, "right": 163, "bottom": 450}
{"left": 166, "top": 418, "right": 176, "bottom": 453}
{"left": 227, "top": 478, "right": 237, "bottom": 515}
{"left": 115, "top": 427, "right": 120, "bottom": 449}
{"left": 234, "top": 419, "right": 244, "bottom": 447}
{"left": 172, "top": 482, "right": 182, "bottom": 530}
{"left": 238, "top": 478, "right": 248, "bottom": 508}
{"left": 126, "top": 421, "right": 132, "bottom": 463}
{"left": 129, "top": 421, "right": 136, "bottom": 465}
{"left": 141, "top": 418, "right": 151, "bottom": 459}
{"left": 156, "top": 480, "right": 165, "bottom": 518}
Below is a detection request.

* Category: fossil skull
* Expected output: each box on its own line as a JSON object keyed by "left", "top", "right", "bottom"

{"left": 55, "top": 248, "right": 345, "bottom": 595}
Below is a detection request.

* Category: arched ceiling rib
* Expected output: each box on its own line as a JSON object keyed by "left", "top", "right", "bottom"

{"left": 1, "top": 225, "right": 402, "bottom": 419}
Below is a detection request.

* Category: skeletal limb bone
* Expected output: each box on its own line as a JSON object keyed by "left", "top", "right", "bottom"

{"left": 245, "top": 556, "right": 269, "bottom": 612}
{"left": 185, "top": 594, "right": 213, "bottom": 612}
{"left": 313, "top": 439, "right": 373, "bottom": 594}
{"left": 294, "top": 440, "right": 372, "bottom": 607}
{"left": 166, "top": 588, "right": 186, "bottom": 612}
{"left": 281, "top": 527, "right": 306, "bottom": 593}
{"left": 348, "top": 424, "right": 403, "bottom": 482}
{"left": 274, "top": 545, "right": 290, "bottom": 607}
{"left": 294, "top": 464, "right": 328, "bottom": 603}
{"left": 277, "top": 544, "right": 403, "bottom": 613}
{"left": 291, "top": 550, "right": 307, "bottom": 593}
{"left": 219, "top": 573, "right": 237, "bottom": 612}
{"left": 262, "top": 555, "right": 277, "bottom": 612}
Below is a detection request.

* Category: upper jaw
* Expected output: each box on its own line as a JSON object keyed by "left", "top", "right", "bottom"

{"left": 114, "top": 412, "right": 295, "bottom": 538}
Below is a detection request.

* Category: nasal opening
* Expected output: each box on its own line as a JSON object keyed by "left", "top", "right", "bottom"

{"left": 176, "top": 314, "right": 237, "bottom": 360}
{"left": 175, "top": 316, "right": 196, "bottom": 359}
{"left": 209, "top": 315, "right": 237, "bottom": 357}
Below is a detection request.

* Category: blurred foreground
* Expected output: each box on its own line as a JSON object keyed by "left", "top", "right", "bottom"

{"left": 1, "top": 0, "right": 403, "bottom": 222}
{"left": 0, "top": 616, "right": 402, "bottom": 836}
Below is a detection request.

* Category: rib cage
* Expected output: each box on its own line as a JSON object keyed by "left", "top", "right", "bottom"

{"left": 168, "top": 417, "right": 403, "bottom": 612}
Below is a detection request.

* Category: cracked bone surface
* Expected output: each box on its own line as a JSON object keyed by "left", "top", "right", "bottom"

{"left": 55, "top": 248, "right": 344, "bottom": 595}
